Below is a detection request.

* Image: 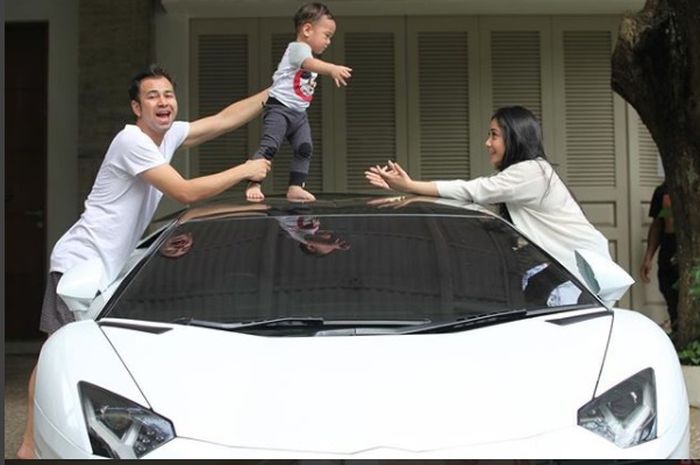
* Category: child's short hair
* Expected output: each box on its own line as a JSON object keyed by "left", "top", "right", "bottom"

{"left": 294, "top": 2, "right": 334, "bottom": 32}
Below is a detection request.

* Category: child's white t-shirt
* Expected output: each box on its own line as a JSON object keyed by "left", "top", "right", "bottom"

{"left": 276, "top": 216, "right": 320, "bottom": 244}
{"left": 50, "top": 122, "right": 189, "bottom": 289}
{"left": 269, "top": 41, "right": 318, "bottom": 112}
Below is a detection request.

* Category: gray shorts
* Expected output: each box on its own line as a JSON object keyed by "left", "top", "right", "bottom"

{"left": 39, "top": 272, "right": 75, "bottom": 335}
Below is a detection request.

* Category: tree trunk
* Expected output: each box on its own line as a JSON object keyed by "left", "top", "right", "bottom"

{"left": 611, "top": 0, "right": 700, "bottom": 348}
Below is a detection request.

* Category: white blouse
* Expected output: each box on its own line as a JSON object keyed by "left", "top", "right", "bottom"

{"left": 435, "top": 158, "right": 612, "bottom": 283}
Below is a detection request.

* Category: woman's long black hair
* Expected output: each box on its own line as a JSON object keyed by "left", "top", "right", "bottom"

{"left": 490, "top": 106, "right": 552, "bottom": 221}
{"left": 491, "top": 106, "right": 547, "bottom": 170}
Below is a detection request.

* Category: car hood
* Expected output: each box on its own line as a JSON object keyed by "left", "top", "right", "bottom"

{"left": 101, "top": 309, "right": 611, "bottom": 454}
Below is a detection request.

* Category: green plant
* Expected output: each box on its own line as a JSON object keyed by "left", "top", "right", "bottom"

{"left": 678, "top": 339, "right": 700, "bottom": 366}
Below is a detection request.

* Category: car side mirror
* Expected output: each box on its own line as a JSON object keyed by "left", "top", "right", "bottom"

{"left": 56, "top": 258, "right": 104, "bottom": 316}
{"left": 575, "top": 249, "right": 635, "bottom": 308}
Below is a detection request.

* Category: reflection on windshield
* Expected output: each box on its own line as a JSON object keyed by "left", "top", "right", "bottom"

{"left": 159, "top": 232, "right": 194, "bottom": 259}
{"left": 521, "top": 263, "right": 582, "bottom": 307}
{"left": 106, "top": 215, "right": 597, "bottom": 325}
{"left": 276, "top": 215, "right": 351, "bottom": 257}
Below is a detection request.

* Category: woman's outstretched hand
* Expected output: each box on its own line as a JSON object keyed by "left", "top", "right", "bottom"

{"left": 365, "top": 160, "right": 413, "bottom": 192}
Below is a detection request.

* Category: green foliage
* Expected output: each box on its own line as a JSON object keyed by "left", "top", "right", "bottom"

{"left": 678, "top": 340, "right": 700, "bottom": 366}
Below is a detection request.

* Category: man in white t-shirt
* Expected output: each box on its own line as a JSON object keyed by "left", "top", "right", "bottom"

{"left": 16, "top": 64, "right": 270, "bottom": 459}
{"left": 245, "top": 2, "right": 352, "bottom": 203}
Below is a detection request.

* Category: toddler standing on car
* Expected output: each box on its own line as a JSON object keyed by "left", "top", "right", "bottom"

{"left": 246, "top": 2, "right": 352, "bottom": 202}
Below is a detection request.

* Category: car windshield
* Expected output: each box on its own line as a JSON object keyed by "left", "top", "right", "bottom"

{"left": 104, "top": 213, "right": 598, "bottom": 326}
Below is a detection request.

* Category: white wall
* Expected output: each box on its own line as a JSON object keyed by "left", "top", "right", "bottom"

{"left": 5, "top": 0, "right": 80, "bottom": 258}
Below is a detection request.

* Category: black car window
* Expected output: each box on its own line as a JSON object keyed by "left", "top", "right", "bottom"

{"left": 105, "top": 214, "right": 597, "bottom": 324}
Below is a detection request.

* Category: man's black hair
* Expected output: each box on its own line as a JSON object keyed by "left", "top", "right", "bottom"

{"left": 128, "top": 64, "right": 176, "bottom": 102}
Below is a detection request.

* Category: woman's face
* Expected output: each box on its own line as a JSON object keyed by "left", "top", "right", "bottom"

{"left": 485, "top": 119, "right": 506, "bottom": 169}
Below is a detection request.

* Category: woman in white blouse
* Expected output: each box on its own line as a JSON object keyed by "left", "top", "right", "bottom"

{"left": 365, "top": 105, "right": 615, "bottom": 282}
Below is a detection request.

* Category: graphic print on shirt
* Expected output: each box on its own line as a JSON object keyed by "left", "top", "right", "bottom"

{"left": 293, "top": 70, "right": 317, "bottom": 102}
{"left": 659, "top": 192, "right": 674, "bottom": 232}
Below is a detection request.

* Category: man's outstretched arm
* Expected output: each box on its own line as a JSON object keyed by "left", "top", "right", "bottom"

{"left": 182, "top": 88, "right": 269, "bottom": 149}
{"left": 140, "top": 158, "right": 270, "bottom": 205}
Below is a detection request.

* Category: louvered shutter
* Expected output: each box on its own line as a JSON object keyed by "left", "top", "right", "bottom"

{"left": 491, "top": 31, "right": 542, "bottom": 120}
{"left": 417, "top": 32, "right": 471, "bottom": 180}
{"left": 268, "top": 34, "right": 324, "bottom": 193}
{"left": 562, "top": 31, "right": 615, "bottom": 187}
{"left": 196, "top": 34, "right": 249, "bottom": 187}
{"left": 553, "top": 20, "right": 630, "bottom": 308}
{"left": 638, "top": 120, "right": 663, "bottom": 186}
{"left": 344, "top": 32, "right": 397, "bottom": 191}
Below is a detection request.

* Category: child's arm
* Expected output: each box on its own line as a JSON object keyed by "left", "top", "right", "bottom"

{"left": 302, "top": 57, "right": 352, "bottom": 87}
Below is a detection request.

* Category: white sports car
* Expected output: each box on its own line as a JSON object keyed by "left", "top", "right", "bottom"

{"left": 34, "top": 195, "right": 689, "bottom": 459}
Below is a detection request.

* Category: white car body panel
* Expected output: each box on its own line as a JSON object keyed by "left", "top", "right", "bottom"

{"left": 143, "top": 420, "right": 689, "bottom": 459}
{"left": 595, "top": 308, "right": 689, "bottom": 438}
{"left": 102, "top": 310, "right": 611, "bottom": 453}
{"left": 34, "top": 321, "right": 151, "bottom": 456}
{"left": 33, "top": 308, "right": 690, "bottom": 459}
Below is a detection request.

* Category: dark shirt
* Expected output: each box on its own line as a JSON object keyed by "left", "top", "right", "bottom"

{"left": 648, "top": 183, "right": 676, "bottom": 267}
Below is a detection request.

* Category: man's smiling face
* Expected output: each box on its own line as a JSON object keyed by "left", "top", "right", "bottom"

{"left": 131, "top": 76, "right": 178, "bottom": 143}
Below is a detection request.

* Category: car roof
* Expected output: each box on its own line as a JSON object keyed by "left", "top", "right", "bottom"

{"left": 169, "top": 193, "right": 499, "bottom": 225}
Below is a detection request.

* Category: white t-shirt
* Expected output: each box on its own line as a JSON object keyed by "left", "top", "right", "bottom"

{"left": 269, "top": 42, "right": 317, "bottom": 112}
{"left": 435, "top": 159, "right": 612, "bottom": 282}
{"left": 50, "top": 122, "right": 190, "bottom": 289}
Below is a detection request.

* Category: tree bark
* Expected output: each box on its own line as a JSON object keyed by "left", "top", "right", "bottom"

{"left": 611, "top": 0, "right": 700, "bottom": 348}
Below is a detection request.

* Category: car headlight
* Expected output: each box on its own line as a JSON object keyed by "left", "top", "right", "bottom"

{"left": 577, "top": 368, "right": 657, "bottom": 448}
{"left": 79, "top": 382, "right": 175, "bottom": 458}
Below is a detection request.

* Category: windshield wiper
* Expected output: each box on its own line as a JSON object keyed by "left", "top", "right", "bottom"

{"left": 396, "top": 309, "right": 529, "bottom": 335}
{"left": 171, "top": 316, "right": 430, "bottom": 333}
{"left": 171, "top": 316, "right": 326, "bottom": 330}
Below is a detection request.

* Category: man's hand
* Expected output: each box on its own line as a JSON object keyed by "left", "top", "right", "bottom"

{"left": 244, "top": 158, "right": 272, "bottom": 182}
{"left": 330, "top": 64, "right": 352, "bottom": 87}
{"left": 640, "top": 259, "right": 653, "bottom": 283}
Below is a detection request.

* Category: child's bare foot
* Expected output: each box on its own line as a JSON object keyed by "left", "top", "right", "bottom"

{"left": 16, "top": 442, "right": 34, "bottom": 460}
{"left": 287, "top": 185, "right": 316, "bottom": 202}
{"left": 245, "top": 182, "right": 265, "bottom": 202}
